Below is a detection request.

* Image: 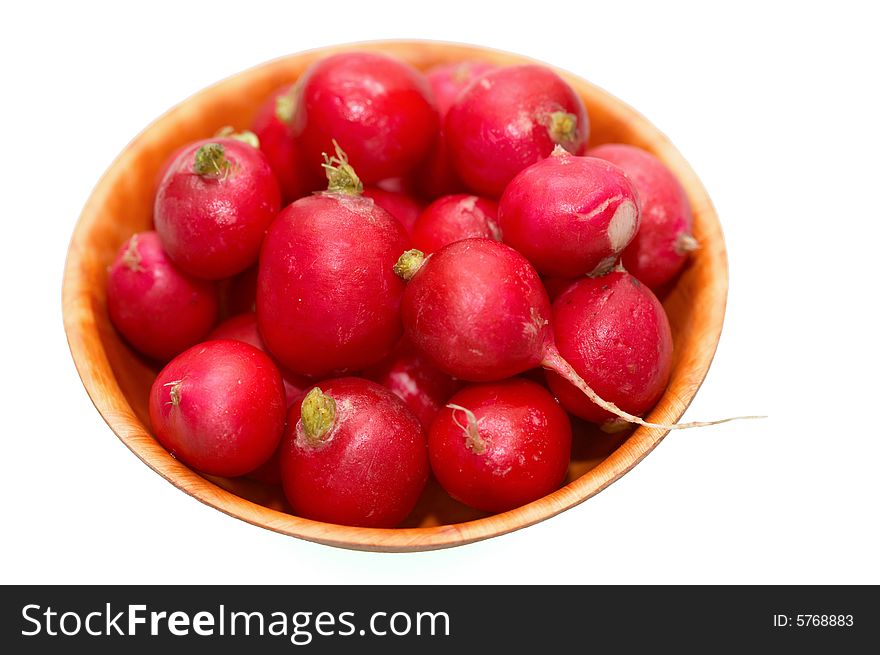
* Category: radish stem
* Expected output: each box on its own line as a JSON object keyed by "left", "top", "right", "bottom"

{"left": 393, "top": 249, "right": 426, "bottom": 281}
{"left": 322, "top": 140, "right": 363, "bottom": 195}
{"left": 300, "top": 387, "right": 336, "bottom": 445}
{"left": 545, "top": 111, "right": 578, "bottom": 147}
{"left": 193, "top": 143, "right": 231, "bottom": 178}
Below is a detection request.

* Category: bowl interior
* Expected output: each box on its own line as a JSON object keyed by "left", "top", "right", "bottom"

{"left": 63, "top": 41, "right": 726, "bottom": 551}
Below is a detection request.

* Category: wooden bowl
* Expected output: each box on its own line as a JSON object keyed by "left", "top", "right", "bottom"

{"left": 62, "top": 41, "right": 726, "bottom": 551}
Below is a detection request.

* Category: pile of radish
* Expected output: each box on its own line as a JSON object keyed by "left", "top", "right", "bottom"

{"left": 107, "top": 52, "right": 714, "bottom": 528}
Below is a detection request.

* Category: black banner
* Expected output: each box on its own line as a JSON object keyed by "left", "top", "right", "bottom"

{"left": 1, "top": 586, "right": 875, "bottom": 652}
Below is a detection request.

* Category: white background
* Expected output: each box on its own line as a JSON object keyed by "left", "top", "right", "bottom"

{"left": 1, "top": 0, "right": 877, "bottom": 584}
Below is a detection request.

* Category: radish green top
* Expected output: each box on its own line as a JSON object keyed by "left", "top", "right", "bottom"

{"left": 322, "top": 140, "right": 363, "bottom": 195}
{"left": 300, "top": 387, "right": 337, "bottom": 445}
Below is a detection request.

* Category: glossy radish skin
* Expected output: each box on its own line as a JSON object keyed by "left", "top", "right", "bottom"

{"left": 107, "top": 231, "right": 218, "bottom": 361}
{"left": 291, "top": 52, "right": 440, "bottom": 184}
{"left": 363, "top": 340, "right": 461, "bottom": 429}
{"left": 400, "top": 239, "right": 552, "bottom": 381}
{"left": 546, "top": 272, "right": 673, "bottom": 426}
{"left": 208, "top": 313, "right": 309, "bottom": 406}
{"left": 207, "top": 312, "right": 264, "bottom": 349}
{"left": 149, "top": 340, "right": 287, "bottom": 477}
{"left": 429, "top": 379, "right": 571, "bottom": 513}
{"left": 499, "top": 150, "right": 640, "bottom": 277}
{"left": 400, "top": 241, "right": 749, "bottom": 433}
{"left": 251, "top": 84, "right": 318, "bottom": 203}
{"left": 445, "top": 65, "right": 589, "bottom": 197}
{"left": 427, "top": 61, "right": 497, "bottom": 116}
{"left": 257, "top": 155, "right": 410, "bottom": 377}
{"left": 411, "top": 61, "right": 496, "bottom": 198}
{"left": 280, "top": 379, "right": 429, "bottom": 528}
{"left": 411, "top": 194, "right": 500, "bottom": 253}
{"left": 588, "top": 143, "right": 697, "bottom": 289}
{"left": 363, "top": 187, "right": 423, "bottom": 236}
{"left": 397, "top": 238, "right": 678, "bottom": 431}
{"left": 155, "top": 138, "right": 281, "bottom": 279}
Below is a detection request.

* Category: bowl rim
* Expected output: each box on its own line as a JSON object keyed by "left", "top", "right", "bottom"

{"left": 62, "top": 39, "right": 727, "bottom": 552}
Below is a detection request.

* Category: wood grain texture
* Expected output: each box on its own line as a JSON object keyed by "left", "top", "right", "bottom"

{"left": 62, "top": 41, "right": 727, "bottom": 552}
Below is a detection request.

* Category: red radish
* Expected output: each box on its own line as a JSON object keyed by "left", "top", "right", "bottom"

{"left": 499, "top": 148, "right": 640, "bottom": 277}
{"left": 208, "top": 313, "right": 309, "bottom": 406}
{"left": 426, "top": 60, "right": 497, "bottom": 116}
{"left": 363, "top": 340, "right": 461, "bottom": 429}
{"left": 411, "top": 194, "right": 500, "bottom": 253}
{"left": 106, "top": 231, "right": 218, "bottom": 361}
{"left": 251, "top": 84, "right": 318, "bottom": 202}
{"left": 411, "top": 61, "right": 497, "bottom": 198}
{"left": 546, "top": 271, "right": 673, "bottom": 429}
{"left": 280, "top": 379, "right": 429, "bottom": 528}
{"left": 149, "top": 340, "right": 286, "bottom": 477}
{"left": 429, "top": 379, "right": 571, "bottom": 513}
{"left": 207, "top": 312, "right": 265, "bottom": 351}
{"left": 155, "top": 137, "right": 281, "bottom": 279}
{"left": 396, "top": 238, "right": 737, "bottom": 430}
{"left": 397, "top": 239, "right": 555, "bottom": 381}
{"left": 445, "top": 65, "right": 589, "bottom": 197}
{"left": 291, "top": 52, "right": 439, "bottom": 184}
{"left": 363, "top": 187, "right": 423, "bottom": 235}
{"left": 257, "top": 145, "right": 410, "bottom": 377}
{"left": 588, "top": 143, "right": 698, "bottom": 289}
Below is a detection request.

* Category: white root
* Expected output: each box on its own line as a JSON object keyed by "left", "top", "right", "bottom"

{"left": 542, "top": 349, "right": 765, "bottom": 431}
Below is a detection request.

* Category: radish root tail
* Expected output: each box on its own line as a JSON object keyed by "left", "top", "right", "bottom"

{"left": 542, "top": 349, "right": 765, "bottom": 431}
